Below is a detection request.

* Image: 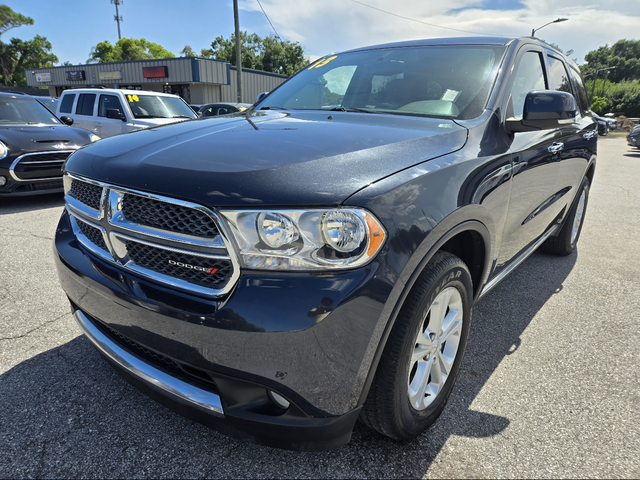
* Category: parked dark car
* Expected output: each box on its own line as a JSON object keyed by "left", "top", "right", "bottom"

{"left": 54, "top": 37, "right": 597, "bottom": 450}
{"left": 592, "top": 113, "right": 609, "bottom": 136}
{"left": 0, "top": 92, "right": 99, "bottom": 196}
{"left": 627, "top": 125, "right": 640, "bottom": 148}
{"left": 193, "top": 102, "right": 252, "bottom": 117}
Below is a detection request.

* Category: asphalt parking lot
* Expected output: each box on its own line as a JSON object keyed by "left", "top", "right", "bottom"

{"left": 1, "top": 135, "right": 639, "bottom": 479}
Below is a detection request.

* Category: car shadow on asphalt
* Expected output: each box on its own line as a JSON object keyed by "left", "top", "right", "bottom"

{"left": 623, "top": 150, "right": 640, "bottom": 158}
{"left": 0, "top": 250, "right": 577, "bottom": 478}
{"left": 0, "top": 193, "right": 64, "bottom": 215}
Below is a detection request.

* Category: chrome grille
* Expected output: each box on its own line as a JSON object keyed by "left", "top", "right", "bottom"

{"left": 64, "top": 174, "right": 239, "bottom": 297}
{"left": 125, "top": 241, "right": 232, "bottom": 289}
{"left": 10, "top": 150, "right": 75, "bottom": 182}
{"left": 122, "top": 194, "right": 219, "bottom": 237}
{"left": 69, "top": 179, "right": 103, "bottom": 210}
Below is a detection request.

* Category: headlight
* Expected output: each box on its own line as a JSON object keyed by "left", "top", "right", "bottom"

{"left": 220, "top": 208, "right": 386, "bottom": 271}
{"left": 0, "top": 141, "right": 8, "bottom": 160}
{"left": 89, "top": 134, "right": 101, "bottom": 142}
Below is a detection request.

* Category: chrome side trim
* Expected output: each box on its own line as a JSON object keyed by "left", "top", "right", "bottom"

{"left": 9, "top": 150, "right": 75, "bottom": 182}
{"left": 479, "top": 224, "right": 558, "bottom": 299}
{"left": 74, "top": 310, "right": 224, "bottom": 417}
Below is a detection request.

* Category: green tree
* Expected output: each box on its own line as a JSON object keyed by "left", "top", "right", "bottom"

{"left": 180, "top": 45, "right": 195, "bottom": 57}
{"left": 3, "top": 35, "right": 58, "bottom": 86}
{"left": 88, "top": 38, "right": 174, "bottom": 63}
{"left": 0, "top": 5, "right": 34, "bottom": 37}
{"left": 590, "top": 95, "right": 608, "bottom": 114}
{"left": 201, "top": 31, "right": 308, "bottom": 75}
{"left": 582, "top": 40, "right": 640, "bottom": 83}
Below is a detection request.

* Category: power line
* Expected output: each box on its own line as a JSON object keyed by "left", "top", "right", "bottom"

{"left": 255, "top": 0, "right": 281, "bottom": 40}
{"left": 348, "top": 0, "right": 500, "bottom": 37}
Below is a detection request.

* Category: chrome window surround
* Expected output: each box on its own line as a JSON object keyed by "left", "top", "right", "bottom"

{"left": 9, "top": 150, "right": 76, "bottom": 182}
{"left": 64, "top": 173, "right": 240, "bottom": 298}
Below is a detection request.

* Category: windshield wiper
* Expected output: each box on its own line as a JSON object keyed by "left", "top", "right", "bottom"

{"left": 260, "top": 106, "right": 289, "bottom": 110}
{"left": 170, "top": 115, "right": 194, "bottom": 119}
{"left": 329, "top": 106, "right": 378, "bottom": 114}
{"left": 134, "top": 115, "right": 165, "bottom": 119}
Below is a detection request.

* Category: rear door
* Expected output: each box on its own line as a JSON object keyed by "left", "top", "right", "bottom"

{"left": 73, "top": 93, "right": 98, "bottom": 133}
{"left": 545, "top": 55, "right": 596, "bottom": 216}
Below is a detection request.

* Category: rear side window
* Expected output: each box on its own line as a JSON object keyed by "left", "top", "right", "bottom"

{"left": 547, "top": 56, "right": 571, "bottom": 93}
{"left": 509, "top": 51, "right": 546, "bottom": 119}
{"left": 59, "top": 94, "right": 75, "bottom": 114}
{"left": 75, "top": 94, "right": 96, "bottom": 116}
{"left": 98, "top": 94, "right": 125, "bottom": 117}
{"left": 568, "top": 67, "right": 590, "bottom": 115}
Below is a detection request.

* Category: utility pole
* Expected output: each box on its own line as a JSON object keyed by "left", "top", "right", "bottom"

{"left": 233, "top": 0, "right": 242, "bottom": 103}
{"left": 112, "top": 0, "right": 123, "bottom": 40}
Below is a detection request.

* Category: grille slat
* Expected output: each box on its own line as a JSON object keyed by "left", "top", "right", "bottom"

{"left": 76, "top": 219, "right": 108, "bottom": 251}
{"left": 126, "top": 241, "right": 232, "bottom": 289}
{"left": 122, "top": 194, "right": 219, "bottom": 238}
{"left": 69, "top": 180, "right": 103, "bottom": 210}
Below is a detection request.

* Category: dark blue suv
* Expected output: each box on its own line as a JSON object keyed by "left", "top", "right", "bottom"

{"left": 54, "top": 37, "right": 596, "bottom": 450}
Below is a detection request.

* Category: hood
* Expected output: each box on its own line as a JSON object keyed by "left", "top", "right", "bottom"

{"left": 64, "top": 110, "right": 467, "bottom": 207}
{"left": 0, "top": 125, "right": 93, "bottom": 154}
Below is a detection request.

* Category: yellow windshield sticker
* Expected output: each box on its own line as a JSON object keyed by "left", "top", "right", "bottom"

{"left": 127, "top": 94, "right": 139, "bottom": 102}
{"left": 308, "top": 55, "right": 337, "bottom": 70}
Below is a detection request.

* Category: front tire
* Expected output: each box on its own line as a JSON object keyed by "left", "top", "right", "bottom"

{"left": 541, "top": 176, "right": 590, "bottom": 256}
{"left": 360, "top": 251, "right": 473, "bottom": 440}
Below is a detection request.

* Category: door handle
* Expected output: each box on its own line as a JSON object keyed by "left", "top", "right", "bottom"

{"left": 548, "top": 142, "right": 564, "bottom": 154}
{"left": 583, "top": 130, "right": 597, "bottom": 139}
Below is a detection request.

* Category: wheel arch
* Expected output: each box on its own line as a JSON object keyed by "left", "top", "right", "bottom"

{"left": 357, "top": 212, "right": 494, "bottom": 407}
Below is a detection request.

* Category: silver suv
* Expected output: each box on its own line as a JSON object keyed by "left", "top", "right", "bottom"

{"left": 56, "top": 88, "right": 197, "bottom": 137}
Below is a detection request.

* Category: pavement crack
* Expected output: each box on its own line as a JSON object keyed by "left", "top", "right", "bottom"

{"left": 0, "top": 313, "right": 68, "bottom": 341}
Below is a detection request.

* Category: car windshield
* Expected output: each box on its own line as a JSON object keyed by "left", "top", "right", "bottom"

{"left": 125, "top": 93, "right": 198, "bottom": 119}
{"left": 0, "top": 96, "right": 61, "bottom": 125}
{"left": 258, "top": 45, "right": 506, "bottom": 120}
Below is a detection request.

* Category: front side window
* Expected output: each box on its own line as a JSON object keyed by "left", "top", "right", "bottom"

{"left": 59, "top": 94, "right": 75, "bottom": 114}
{"left": 258, "top": 46, "right": 506, "bottom": 120}
{"left": 509, "top": 51, "right": 546, "bottom": 119}
{"left": 0, "top": 96, "right": 61, "bottom": 125}
{"left": 98, "top": 94, "right": 125, "bottom": 117}
{"left": 75, "top": 94, "right": 96, "bottom": 116}
{"left": 125, "top": 93, "right": 197, "bottom": 120}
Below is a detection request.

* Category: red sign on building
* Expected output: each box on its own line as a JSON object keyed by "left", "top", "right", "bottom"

{"left": 143, "top": 66, "right": 168, "bottom": 78}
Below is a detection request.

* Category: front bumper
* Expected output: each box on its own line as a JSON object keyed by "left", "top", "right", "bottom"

{"left": 55, "top": 210, "right": 398, "bottom": 449}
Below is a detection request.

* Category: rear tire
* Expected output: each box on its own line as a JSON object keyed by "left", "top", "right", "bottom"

{"left": 541, "top": 176, "right": 590, "bottom": 256}
{"left": 360, "top": 251, "right": 472, "bottom": 440}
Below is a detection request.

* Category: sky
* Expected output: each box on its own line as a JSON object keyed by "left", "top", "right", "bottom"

{"left": 5, "top": 0, "right": 640, "bottom": 67}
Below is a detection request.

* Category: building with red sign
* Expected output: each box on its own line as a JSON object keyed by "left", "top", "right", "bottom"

{"left": 25, "top": 57, "right": 288, "bottom": 104}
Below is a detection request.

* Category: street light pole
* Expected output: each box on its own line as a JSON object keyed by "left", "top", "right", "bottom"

{"left": 531, "top": 17, "right": 568, "bottom": 37}
{"left": 233, "top": 0, "right": 242, "bottom": 104}
{"left": 589, "top": 66, "right": 616, "bottom": 103}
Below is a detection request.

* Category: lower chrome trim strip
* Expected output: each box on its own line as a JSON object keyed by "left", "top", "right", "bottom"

{"left": 479, "top": 224, "right": 558, "bottom": 299}
{"left": 74, "top": 309, "right": 225, "bottom": 417}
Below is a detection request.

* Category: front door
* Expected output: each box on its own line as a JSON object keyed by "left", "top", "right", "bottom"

{"left": 496, "top": 49, "right": 564, "bottom": 270}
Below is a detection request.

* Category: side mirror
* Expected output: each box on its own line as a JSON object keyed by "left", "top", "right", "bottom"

{"left": 256, "top": 91, "right": 269, "bottom": 103}
{"left": 106, "top": 108, "right": 126, "bottom": 121}
{"left": 60, "top": 116, "right": 74, "bottom": 126}
{"left": 506, "top": 90, "right": 577, "bottom": 133}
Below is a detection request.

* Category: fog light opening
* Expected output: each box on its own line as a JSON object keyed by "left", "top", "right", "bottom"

{"left": 268, "top": 390, "right": 290, "bottom": 410}
{"left": 0, "top": 176, "right": 6, "bottom": 187}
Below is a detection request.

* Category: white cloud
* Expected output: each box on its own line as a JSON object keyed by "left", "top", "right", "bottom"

{"left": 240, "top": 0, "right": 640, "bottom": 62}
